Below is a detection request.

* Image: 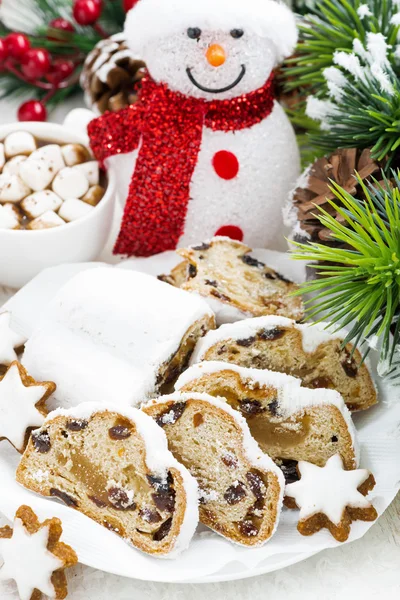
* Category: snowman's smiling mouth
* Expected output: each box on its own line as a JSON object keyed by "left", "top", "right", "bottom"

{"left": 186, "top": 65, "right": 246, "bottom": 94}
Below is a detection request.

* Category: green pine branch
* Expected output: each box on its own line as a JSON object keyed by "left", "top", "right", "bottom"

{"left": 284, "top": 0, "right": 400, "bottom": 94}
{"left": 290, "top": 171, "right": 400, "bottom": 379}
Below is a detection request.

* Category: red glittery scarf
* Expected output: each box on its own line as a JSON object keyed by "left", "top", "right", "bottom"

{"left": 89, "top": 73, "right": 275, "bottom": 256}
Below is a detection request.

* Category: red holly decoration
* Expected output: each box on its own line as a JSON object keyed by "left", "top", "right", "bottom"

{"left": 21, "top": 48, "right": 51, "bottom": 80}
{"left": 5, "top": 33, "right": 30, "bottom": 59}
{"left": 215, "top": 225, "right": 244, "bottom": 241}
{"left": 18, "top": 100, "right": 47, "bottom": 122}
{"left": 46, "top": 59, "right": 75, "bottom": 84}
{"left": 73, "top": 0, "right": 103, "bottom": 26}
{"left": 49, "top": 18, "right": 76, "bottom": 33}
{"left": 123, "top": 0, "right": 140, "bottom": 11}
{"left": 0, "top": 39, "right": 8, "bottom": 64}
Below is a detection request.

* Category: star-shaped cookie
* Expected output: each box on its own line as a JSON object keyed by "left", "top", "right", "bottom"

{"left": 0, "top": 505, "right": 77, "bottom": 600}
{"left": 284, "top": 454, "right": 377, "bottom": 542}
{"left": 0, "top": 361, "right": 55, "bottom": 453}
{"left": 0, "top": 312, "right": 26, "bottom": 367}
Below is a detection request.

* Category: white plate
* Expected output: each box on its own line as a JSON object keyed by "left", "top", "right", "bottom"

{"left": 0, "top": 253, "right": 399, "bottom": 584}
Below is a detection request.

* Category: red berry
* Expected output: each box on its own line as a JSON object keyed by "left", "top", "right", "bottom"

{"left": 5, "top": 33, "right": 30, "bottom": 59}
{"left": 21, "top": 48, "right": 51, "bottom": 80}
{"left": 0, "top": 39, "right": 8, "bottom": 64}
{"left": 49, "top": 18, "right": 76, "bottom": 33}
{"left": 73, "top": 0, "right": 103, "bottom": 26}
{"left": 48, "top": 18, "right": 76, "bottom": 41}
{"left": 123, "top": 0, "right": 139, "bottom": 11}
{"left": 46, "top": 59, "right": 75, "bottom": 84}
{"left": 18, "top": 100, "right": 47, "bottom": 122}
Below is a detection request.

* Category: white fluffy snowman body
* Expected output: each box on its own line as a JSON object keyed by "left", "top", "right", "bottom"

{"left": 109, "top": 0, "right": 300, "bottom": 250}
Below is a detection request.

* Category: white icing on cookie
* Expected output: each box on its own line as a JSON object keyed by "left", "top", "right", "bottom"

{"left": 0, "top": 517, "right": 63, "bottom": 600}
{"left": 0, "top": 312, "right": 26, "bottom": 366}
{"left": 191, "top": 316, "right": 349, "bottom": 364}
{"left": 175, "top": 361, "right": 359, "bottom": 465}
{"left": 23, "top": 267, "right": 214, "bottom": 409}
{"left": 285, "top": 454, "right": 373, "bottom": 525}
{"left": 43, "top": 401, "right": 199, "bottom": 558}
{"left": 0, "top": 363, "right": 47, "bottom": 451}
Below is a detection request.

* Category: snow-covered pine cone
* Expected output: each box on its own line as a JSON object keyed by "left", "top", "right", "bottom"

{"left": 80, "top": 33, "right": 146, "bottom": 115}
{"left": 288, "top": 148, "right": 381, "bottom": 245}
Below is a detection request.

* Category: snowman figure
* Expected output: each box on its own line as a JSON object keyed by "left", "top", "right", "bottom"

{"left": 88, "top": 0, "right": 300, "bottom": 256}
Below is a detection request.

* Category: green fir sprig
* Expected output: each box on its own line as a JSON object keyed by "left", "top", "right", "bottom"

{"left": 290, "top": 171, "right": 400, "bottom": 378}
{"left": 284, "top": 0, "right": 400, "bottom": 95}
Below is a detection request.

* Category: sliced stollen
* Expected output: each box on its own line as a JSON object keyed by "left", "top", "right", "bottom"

{"left": 143, "top": 392, "right": 284, "bottom": 547}
{"left": 16, "top": 403, "right": 199, "bottom": 558}
{"left": 175, "top": 361, "right": 359, "bottom": 471}
{"left": 158, "top": 237, "right": 304, "bottom": 325}
{"left": 191, "top": 316, "right": 377, "bottom": 412}
{"left": 23, "top": 267, "right": 215, "bottom": 410}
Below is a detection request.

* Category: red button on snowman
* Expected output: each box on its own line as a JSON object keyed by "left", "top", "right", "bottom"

{"left": 89, "top": 0, "right": 300, "bottom": 256}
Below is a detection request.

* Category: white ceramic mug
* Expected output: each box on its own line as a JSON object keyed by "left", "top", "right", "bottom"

{"left": 0, "top": 120, "right": 116, "bottom": 288}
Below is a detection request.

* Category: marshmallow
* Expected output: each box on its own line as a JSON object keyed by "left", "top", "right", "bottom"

{"left": 52, "top": 167, "right": 89, "bottom": 200}
{"left": 58, "top": 198, "right": 94, "bottom": 222}
{"left": 0, "top": 144, "right": 5, "bottom": 172}
{"left": 3, "top": 155, "right": 28, "bottom": 176}
{"left": 61, "top": 143, "right": 91, "bottom": 167}
{"left": 19, "top": 159, "right": 55, "bottom": 193}
{"left": 19, "top": 145, "right": 66, "bottom": 192}
{"left": 0, "top": 204, "right": 19, "bottom": 229}
{"left": 73, "top": 161, "right": 100, "bottom": 186}
{"left": 27, "top": 210, "right": 65, "bottom": 230}
{"left": 3, "top": 203, "right": 23, "bottom": 224}
{"left": 29, "top": 144, "right": 65, "bottom": 175}
{"left": 82, "top": 185, "right": 105, "bottom": 206}
{"left": 4, "top": 131, "right": 37, "bottom": 158}
{"left": 0, "top": 174, "right": 31, "bottom": 203}
{"left": 21, "top": 190, "right": 63, "bottom": 219}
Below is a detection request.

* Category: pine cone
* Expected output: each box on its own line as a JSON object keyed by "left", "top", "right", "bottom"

{"left": 291, "top": 148, "right": 381, "bottom": 244}
{"left": 81, "top": 33, "right": 146, "bottom": 115}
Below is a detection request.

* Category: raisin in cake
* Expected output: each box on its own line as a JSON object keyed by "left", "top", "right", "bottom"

{"left": 191, "top": 316, "right": 377, "bottom": 412}
{"left": 143, "top": 392, "right": 284, "bottom": 546}
{"left": 175, "top": 361, "right": 359, "bottom": 471}
{"left": 16, "top": 403, "right": 199, "bottom": 558}
{"left": 23, "top": 267, "right": 215, "bottom": 410}
{"left": 159, "top": 237, "right": 304, "bottom": 325}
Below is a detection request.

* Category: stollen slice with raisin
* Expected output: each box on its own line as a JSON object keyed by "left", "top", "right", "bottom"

{"left": 191, "top": 316, "right": 377, "bottom": 412}
{"left": 16, "top": 403, "right": 199, "bottom": 558}
{"left": 175, "top": 361, "right": 359, "bottom": 473}
{"left": 143, "top": 392, "right": 284, "bottom": 546}
{"left": 158, "top": 237, "right": 304, "bottom": 325}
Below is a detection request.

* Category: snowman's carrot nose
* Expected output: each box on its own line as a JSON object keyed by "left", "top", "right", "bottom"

{"left": 206, "top": 44, "right": 226, "bottom": 67}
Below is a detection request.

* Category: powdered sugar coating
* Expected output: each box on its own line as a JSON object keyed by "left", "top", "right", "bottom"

{"left": 191, "top": 316, "right": 351, "bottom": 364}
{"left": 42, "top": 401, "right": 199, "bottom": 558}
{"left": 0, "top": 312, "right": 26, "bottom": 366}
{"left": 285, "top": 454, "right": 373, "bottom": 525}
{"left": 0, "top": 517, "right": 63, "bottom": 600}
{"left": 143, "top": 390, "right": 285, "bottom": 544}
{"left": 23, "top": 267, "right": 214, "bottom": 409}
{"left": 175, "top": 361, "right": 359, "bottom": 466}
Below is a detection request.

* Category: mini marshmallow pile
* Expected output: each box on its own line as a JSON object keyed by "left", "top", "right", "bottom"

{"left": 0, "top": 131, "right": 106, "bottom": 231}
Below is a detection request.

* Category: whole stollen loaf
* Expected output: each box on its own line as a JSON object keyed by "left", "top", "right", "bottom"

{"left": 22, "top": 267, "right": 215, "bottom": 410}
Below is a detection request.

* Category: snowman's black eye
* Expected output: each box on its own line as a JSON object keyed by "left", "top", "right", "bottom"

{"left": 187, "top": 28, "right": 202, "bottom": 40}
{"left": 230, "top": 29, "right": 244, "bottom": 39}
